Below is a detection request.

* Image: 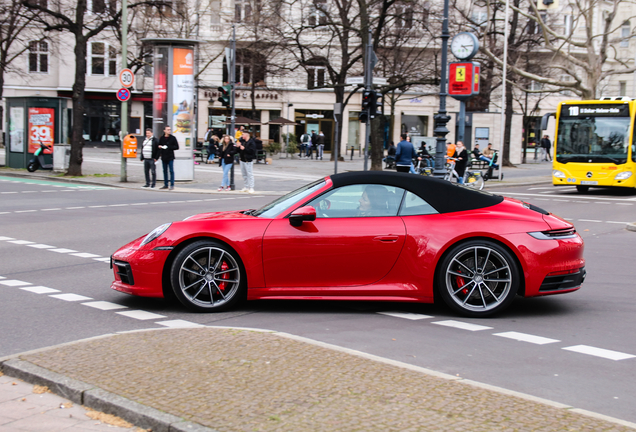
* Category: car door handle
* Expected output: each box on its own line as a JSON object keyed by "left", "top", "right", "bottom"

{"left": 374, "top": 236, "right": 399, "bottom": 243}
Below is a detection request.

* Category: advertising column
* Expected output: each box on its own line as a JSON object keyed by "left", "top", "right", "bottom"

{"left": 28, "top": 107, "right": 55, "bottom": 154}
{"left": 171, "top": 47, "right": 195, "bottom": 180}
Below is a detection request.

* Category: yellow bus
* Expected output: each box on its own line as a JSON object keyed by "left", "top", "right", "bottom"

{"left": 543, "top": 98, "right": 636, "bottom": 193}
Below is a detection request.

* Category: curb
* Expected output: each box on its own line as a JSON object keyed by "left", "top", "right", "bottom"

{"left": 0, "top": 358, "right": 219, "bottom": 432}
{"left": 627, "top": 222, "right": 636, "bottom": 232}
{"left": 3, "top": 326, "right": 636, "bottom": 431}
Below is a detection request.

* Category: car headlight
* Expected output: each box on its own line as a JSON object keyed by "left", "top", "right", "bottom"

{"left": 140, "top": 223, "right": 171, "bottom": 246}
{"left": 552, "top": 170, "right": 566, "bottom": 178}
{"left": 615, "top": 171, "right": 632, "bottom": 180}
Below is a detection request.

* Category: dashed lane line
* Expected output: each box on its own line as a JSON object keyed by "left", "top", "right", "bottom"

{"left": 563, "top": 345, "right": 636, "bottom": 361}
{"left": 0, "top": 279, "right": 32, "bottom": 287}
{"left": 156, "top": 320, "right": 205, "bottom": 328}
{"left": 377, "top": 312, "right": 433, "bottom": 320}
{"left": 49, "top": 293, "right": 92, "bottom": 302}
{"left": 82, "top": 301, "right": 127, "bottom": 311}
{"left": 432, "top": 320, "right": 493, "bottom": 332}
{"left": 494, "top": 331, "right": 560, "bottom": 345}
{"left": 117, "top": 310, "right": 167, "bottom": 320}
{"left": 20, "top": 286, "right": 60, "bottom": 294}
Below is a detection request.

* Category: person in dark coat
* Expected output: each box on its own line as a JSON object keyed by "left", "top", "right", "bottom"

{"left": 395, "top": 133, "right": 419, "bottom": 173}
{"left": 540, "top": 135, "right": 552, "bottom": 161}
{"left": 218, "top": 134, "right": 236, "bottom": 191}
{"left": 236, "top": 131, "right": 256, "bottom": 193}
{"left": 159, "top": 126, "right": 179, "bottom": 190}
{"left": 453, "top": 141, "right": 468, "bottom": 184}
{"left": 140, "top": 128, "right": 159, "bottom": 188}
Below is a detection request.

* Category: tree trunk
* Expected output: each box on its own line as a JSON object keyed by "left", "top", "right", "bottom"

{"left": 369, "top": 115, "right": 383, "bottom": 170}
{"left": 331, "top": 85, "right": 345, "bottom": 161}
{"left": 69, "top": 35, "right": 88, "bottom": 176}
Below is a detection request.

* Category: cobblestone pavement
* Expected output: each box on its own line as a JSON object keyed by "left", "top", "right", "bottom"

{"left": 7, "top": 328, "right": 635, "bottom": 432}
{"left": 0, "top": 374, "right": 138, "bottom": 431}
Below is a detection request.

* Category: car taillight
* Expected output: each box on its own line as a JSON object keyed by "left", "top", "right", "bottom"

{"left": 528, "top": 228, "right": 577, "bottom": 240}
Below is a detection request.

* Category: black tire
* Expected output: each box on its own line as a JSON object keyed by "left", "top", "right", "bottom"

{"left": 576, "top": 185, "right": 589, "bottom": 193}
{"left": 170, "top": 240, "right": 246, "bottom": 312}
{"left": 437, "top": 240, "right": 519, "bottom": 317}
{"left": 27, "top": 162, "right": 37, "bottom": 172}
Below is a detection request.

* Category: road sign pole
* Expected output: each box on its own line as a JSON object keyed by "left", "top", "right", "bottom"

{"left": 120, "top": 0, "right": 128, "bottom": 182}
{"left": 363, "top": 28, "right": 373, "bottom": 172}
{"left": 230, "top": 25, "right": 236, "bottom": 190}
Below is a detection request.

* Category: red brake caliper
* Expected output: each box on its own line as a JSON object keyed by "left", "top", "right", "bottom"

{"left": 218, "top": 261, "right": 229, "bottom": 291}
{"left": 456, "top": 269, "right": 468, "bottom": 294}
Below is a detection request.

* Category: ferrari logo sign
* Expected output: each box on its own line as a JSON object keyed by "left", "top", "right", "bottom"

{"left": 449, "top": 62, "right": 480, "bottom": 101}
{"left": 455, "top": 66, "right": 466, "bottom": 82}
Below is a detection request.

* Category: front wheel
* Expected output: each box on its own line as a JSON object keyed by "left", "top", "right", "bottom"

{"left": 437, "top": 240, "right": 519, "bottom": 317}
{"left": 27, "top": 161, "right": 37, "bottom": 172}
{"left": 170, "top": 240, "right": 246, "bottom": 312}
{"left": 464, "top": 173, "right": 484, "bottom": 190}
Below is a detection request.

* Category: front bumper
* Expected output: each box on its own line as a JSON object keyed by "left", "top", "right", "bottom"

{"left": 110, "top": 239, "right": 172, "bottom": 298}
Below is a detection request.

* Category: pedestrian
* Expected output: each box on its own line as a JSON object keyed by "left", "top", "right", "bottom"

{"left": 236, "top": 131, "right": 256, "bottom": 193}
{"left": 140, "top": 128, "right": 159, "bottom": 188}
{"left": 254, "top": 133, "right": 264, "bottom": 162}
{"left": 317, "top": 131, "right": 325, "bottom": 160}
{"left": 453, "top": 141, "right": 468, "bottom": 184}
{"left": 207, "top": 135, "right": 220, "bottom": 164}
{"left": 235, "top": 125, "right": 245, "bottom": 141}
{"left": 299, "top": 131, "right": 310, "bottom": 157}
{"left": 218, "top": 134, "right": 235, "bottom": 191}
{"left": 395, "top": 133, "right": 418, "bottom": 173}
{"left": 159, "top": 125, "right": 179, "bottom": 190}
{"left": 309, "top": 130, "right": 318, "bottom": 159}
{"left": 541, "top": 135, "right": 552, "bottom": 161}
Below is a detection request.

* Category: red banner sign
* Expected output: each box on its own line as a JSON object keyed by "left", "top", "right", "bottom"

{"left": 449, "top": 63, "right": 474, "bottom": 97}
{"left": 28, "top": 107, "right": 55, "bottom": 154}
{"left": 473, "top": 63, "right": 480, "bottom": 94}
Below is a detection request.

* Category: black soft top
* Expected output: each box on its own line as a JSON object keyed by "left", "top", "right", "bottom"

{"left": 330, "top": 171, "right": 503, "bottom": 214}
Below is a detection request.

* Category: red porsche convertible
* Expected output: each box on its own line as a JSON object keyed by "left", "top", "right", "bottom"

{"left": 111, "top": 172, "right": 585, "bottom": 317}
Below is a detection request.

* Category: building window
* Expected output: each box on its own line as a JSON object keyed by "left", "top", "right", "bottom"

{"left": 471, "top": 10, "right": 487, "bottom": 28}
{"left": 148, "top": 0, "right": 185, "bottom": 17}
{"left": 619, "top": 81, "right": 627, "bottom": 96}
{"left": 395, "top": 6, "right": 413, "bottom": 29}
{"left": 308, "top": 0, "right": 327, "bottom": 26}
{"left": 91, "top": 0, "right": 116, "bottom": 14}
{"left": 223, "top": 50, "right": 266, "bottom": 86}
{"left": 621, "top": 21, "right": 630, "bottom": 47}
{"left": 307, "top": 66, "right": 326, "bottom": 89}
{"left": 90, "top": 42, "right": 117, "bottom": 76}
{"left": 564, "top": 15, "right": 572, "bottom": 36}
{"left": 530, "top": 81, "right": 543, "bottom": 91}
{"left": 560, "top": 75, "right": 573, "bottom": 96}
{"left": 28, "top": 41, "right": 48, "bottom": 73}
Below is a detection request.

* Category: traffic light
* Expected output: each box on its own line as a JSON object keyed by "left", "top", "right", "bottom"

{"left": 358, "top": 111, "right": 369, "bottom": 123}
{"left": 217, "top": 85, "right": 231, "bottom": 108}
{"left": 361, "top": 90, "right": 373, "bottom": 110}
{"left": 369, "top": 92, "right": 383, "bottom": 119}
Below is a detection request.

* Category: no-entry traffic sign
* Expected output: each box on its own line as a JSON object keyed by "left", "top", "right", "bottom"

{"left": 116, "top": 88, "right": 131, "bottom": 102}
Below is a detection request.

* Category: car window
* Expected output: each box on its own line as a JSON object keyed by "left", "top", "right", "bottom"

{"left": 399, "top": 191, "right": 438, "bottom": 216}
{"left": 308, "top": 184, "right": 405, "bottom": 218}
{"left": 254, "top": 179, "right": 325, "bottom": 218}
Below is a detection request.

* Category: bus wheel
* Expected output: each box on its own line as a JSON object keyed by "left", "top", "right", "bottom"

{"left": 576, "top": 185, "right": 589, "bottom": 193}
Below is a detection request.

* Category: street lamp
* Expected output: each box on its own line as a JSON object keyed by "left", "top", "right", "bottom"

{"left": 433, "top": 0, "right": 451, "bottom": 177}
{"left": 286, "top": 103, "right": 293, "bottom": 156}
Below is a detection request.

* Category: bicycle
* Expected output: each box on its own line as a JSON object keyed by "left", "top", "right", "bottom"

{"left": 444, "top": 158, "right": 484, "bottom": 190}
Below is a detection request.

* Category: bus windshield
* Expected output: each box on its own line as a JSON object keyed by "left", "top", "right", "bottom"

{"left": 556, "top": 116, "right": 630, "bottom": 164}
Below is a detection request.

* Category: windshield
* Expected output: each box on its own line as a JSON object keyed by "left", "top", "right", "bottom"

{"left": 252, "top": 179, "right": 326, "bottom": 218}
{"left": 556, "top": 116, "right": 630, "bottom": 164}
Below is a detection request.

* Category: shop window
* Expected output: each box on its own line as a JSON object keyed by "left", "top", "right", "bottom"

{"left": 28, "top": 41, "right": 48, "bottom": 73}
{"left": 90, "top": 42, "right": 117, "bottom": 76}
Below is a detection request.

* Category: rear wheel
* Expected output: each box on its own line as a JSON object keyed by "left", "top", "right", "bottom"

{"left": 170, "top": 240, "right": 245, "bottom": 312}
{"left": 438, "top": 240, "right": 519, "bottom": 317}
{"left": 576, "top": 185, "right": 589, "bottom": 193}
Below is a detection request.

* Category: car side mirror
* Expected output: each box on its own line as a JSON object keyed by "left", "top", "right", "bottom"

{"left": 289, "top": 206, "right": 316, "bottom": 227}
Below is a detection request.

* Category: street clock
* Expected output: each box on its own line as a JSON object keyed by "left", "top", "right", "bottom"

{"left": 450, "top": 32, "right": 479, "bottom": 61}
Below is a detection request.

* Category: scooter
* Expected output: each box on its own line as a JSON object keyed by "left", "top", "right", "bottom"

{"left": 482, "top": 151, "right": 503, "bottom": 181}
{"left": 27, "top": 141, "right": 54, "bottom": 172}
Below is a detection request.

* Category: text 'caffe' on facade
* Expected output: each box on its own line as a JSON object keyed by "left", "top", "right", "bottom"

{"left": 143, "top": 38, "right": 198, "bottom": 181}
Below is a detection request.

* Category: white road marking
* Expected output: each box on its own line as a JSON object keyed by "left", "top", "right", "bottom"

{"left": 616, "top": 203, "right": 633, "bottom": 206}
{"left": 82, "top": 301, "right": 127, "bottom": 310}
{"left": 562, "top": 345, "right": 635, "bottom": 361}
{"left": 27, "top": 244, "right": 55, "bottom": 249}
{"left": 1, "top": 192, "right": 18, "bottom": 194}
{"left": 14, "top": 210, "right": 37, "bottom": 213}
{"left": 155, "top": 319, "right": 205, "bottom": 328}
{"left": 41, "top": 208, "right": 61, "bottom": 211}
{"left": 553, "top": 199, "right": 570, "bottom": 202}
{"left": 65, "top": 206, "right": 85, "bottom": 210}
{"left": 0, "top": 280, "right": 32, "bottom": 287}
{"left": 0, "top": 237, "right": 15, "bottom": 241}
{"left": 7, "top": 240, "right": 35, "bottom": 245}
{"left": 70, "top": 252, "right": 101, "bottom": 258}
{"left": 89, "top": 205, "right": 108, "bottom": 208}
{"left": 117, "top": 310, "right": 167, "bottom": 320}
{"left": 108, "top": 204, "right": 128, "bottom": 207}
{"left": 432, "top": 320, "right": 493, "bottom": 331}
{"left": 578, "top": 219, "right": 602, "bottom": 223}
{"left": 131, "top": 203, "right": 148, "bottom": 206}
{"left": 94, "top": 257, "right": 111, "bottom": 263}
{"left": 49, "top": 293, "right": 93, "bottom": 302}
{"left": 494, "top": 331, "right": 560, "bottom": 345}
{"left": 20, "top": 286, "right": 60, "bottom": 294}
{"left": 48, "top": 248, "right": 78, "bottom": 253}
{"left": 378, "top": 312, "right": 433, "bottom": 320}
{"left": 606, "top": 221, "right": 631, "bottom": 224}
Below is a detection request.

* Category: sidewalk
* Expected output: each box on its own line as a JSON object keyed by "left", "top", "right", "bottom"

{"left": 1, "top": 327, "right": 634, "bottom": 432}
{"left": 0, "top": 146, "right": 553, "bottom": 194}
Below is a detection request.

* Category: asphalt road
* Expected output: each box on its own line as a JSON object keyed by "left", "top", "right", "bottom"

{"left": 1, "top": 176, "right": 635, "bottom": 424}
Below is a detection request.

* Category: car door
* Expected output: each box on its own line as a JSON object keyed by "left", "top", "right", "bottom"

{"left": 262, "top": 184, "right": 406, "bottom": 289}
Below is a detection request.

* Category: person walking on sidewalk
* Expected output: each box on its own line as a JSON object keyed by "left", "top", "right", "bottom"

{"left": 395, "top": 133, "right": 418, "bottom": 173}
{"left": 540, "top": 135, "right": 552, "bottom": 162}
{"left": 317, "top": 131, "right": 325, "bottom": 160}
{"left": 159, "top": 126, "right": 179, "bottom": 190}
{"left": 140, "top": 128, "right": 159, "bottom": 188}
{"left": 218, "top": 134, "right": 236, "bottom": 191}
{"left": 237, "top": 131, "right": 256, "bottom": 193}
